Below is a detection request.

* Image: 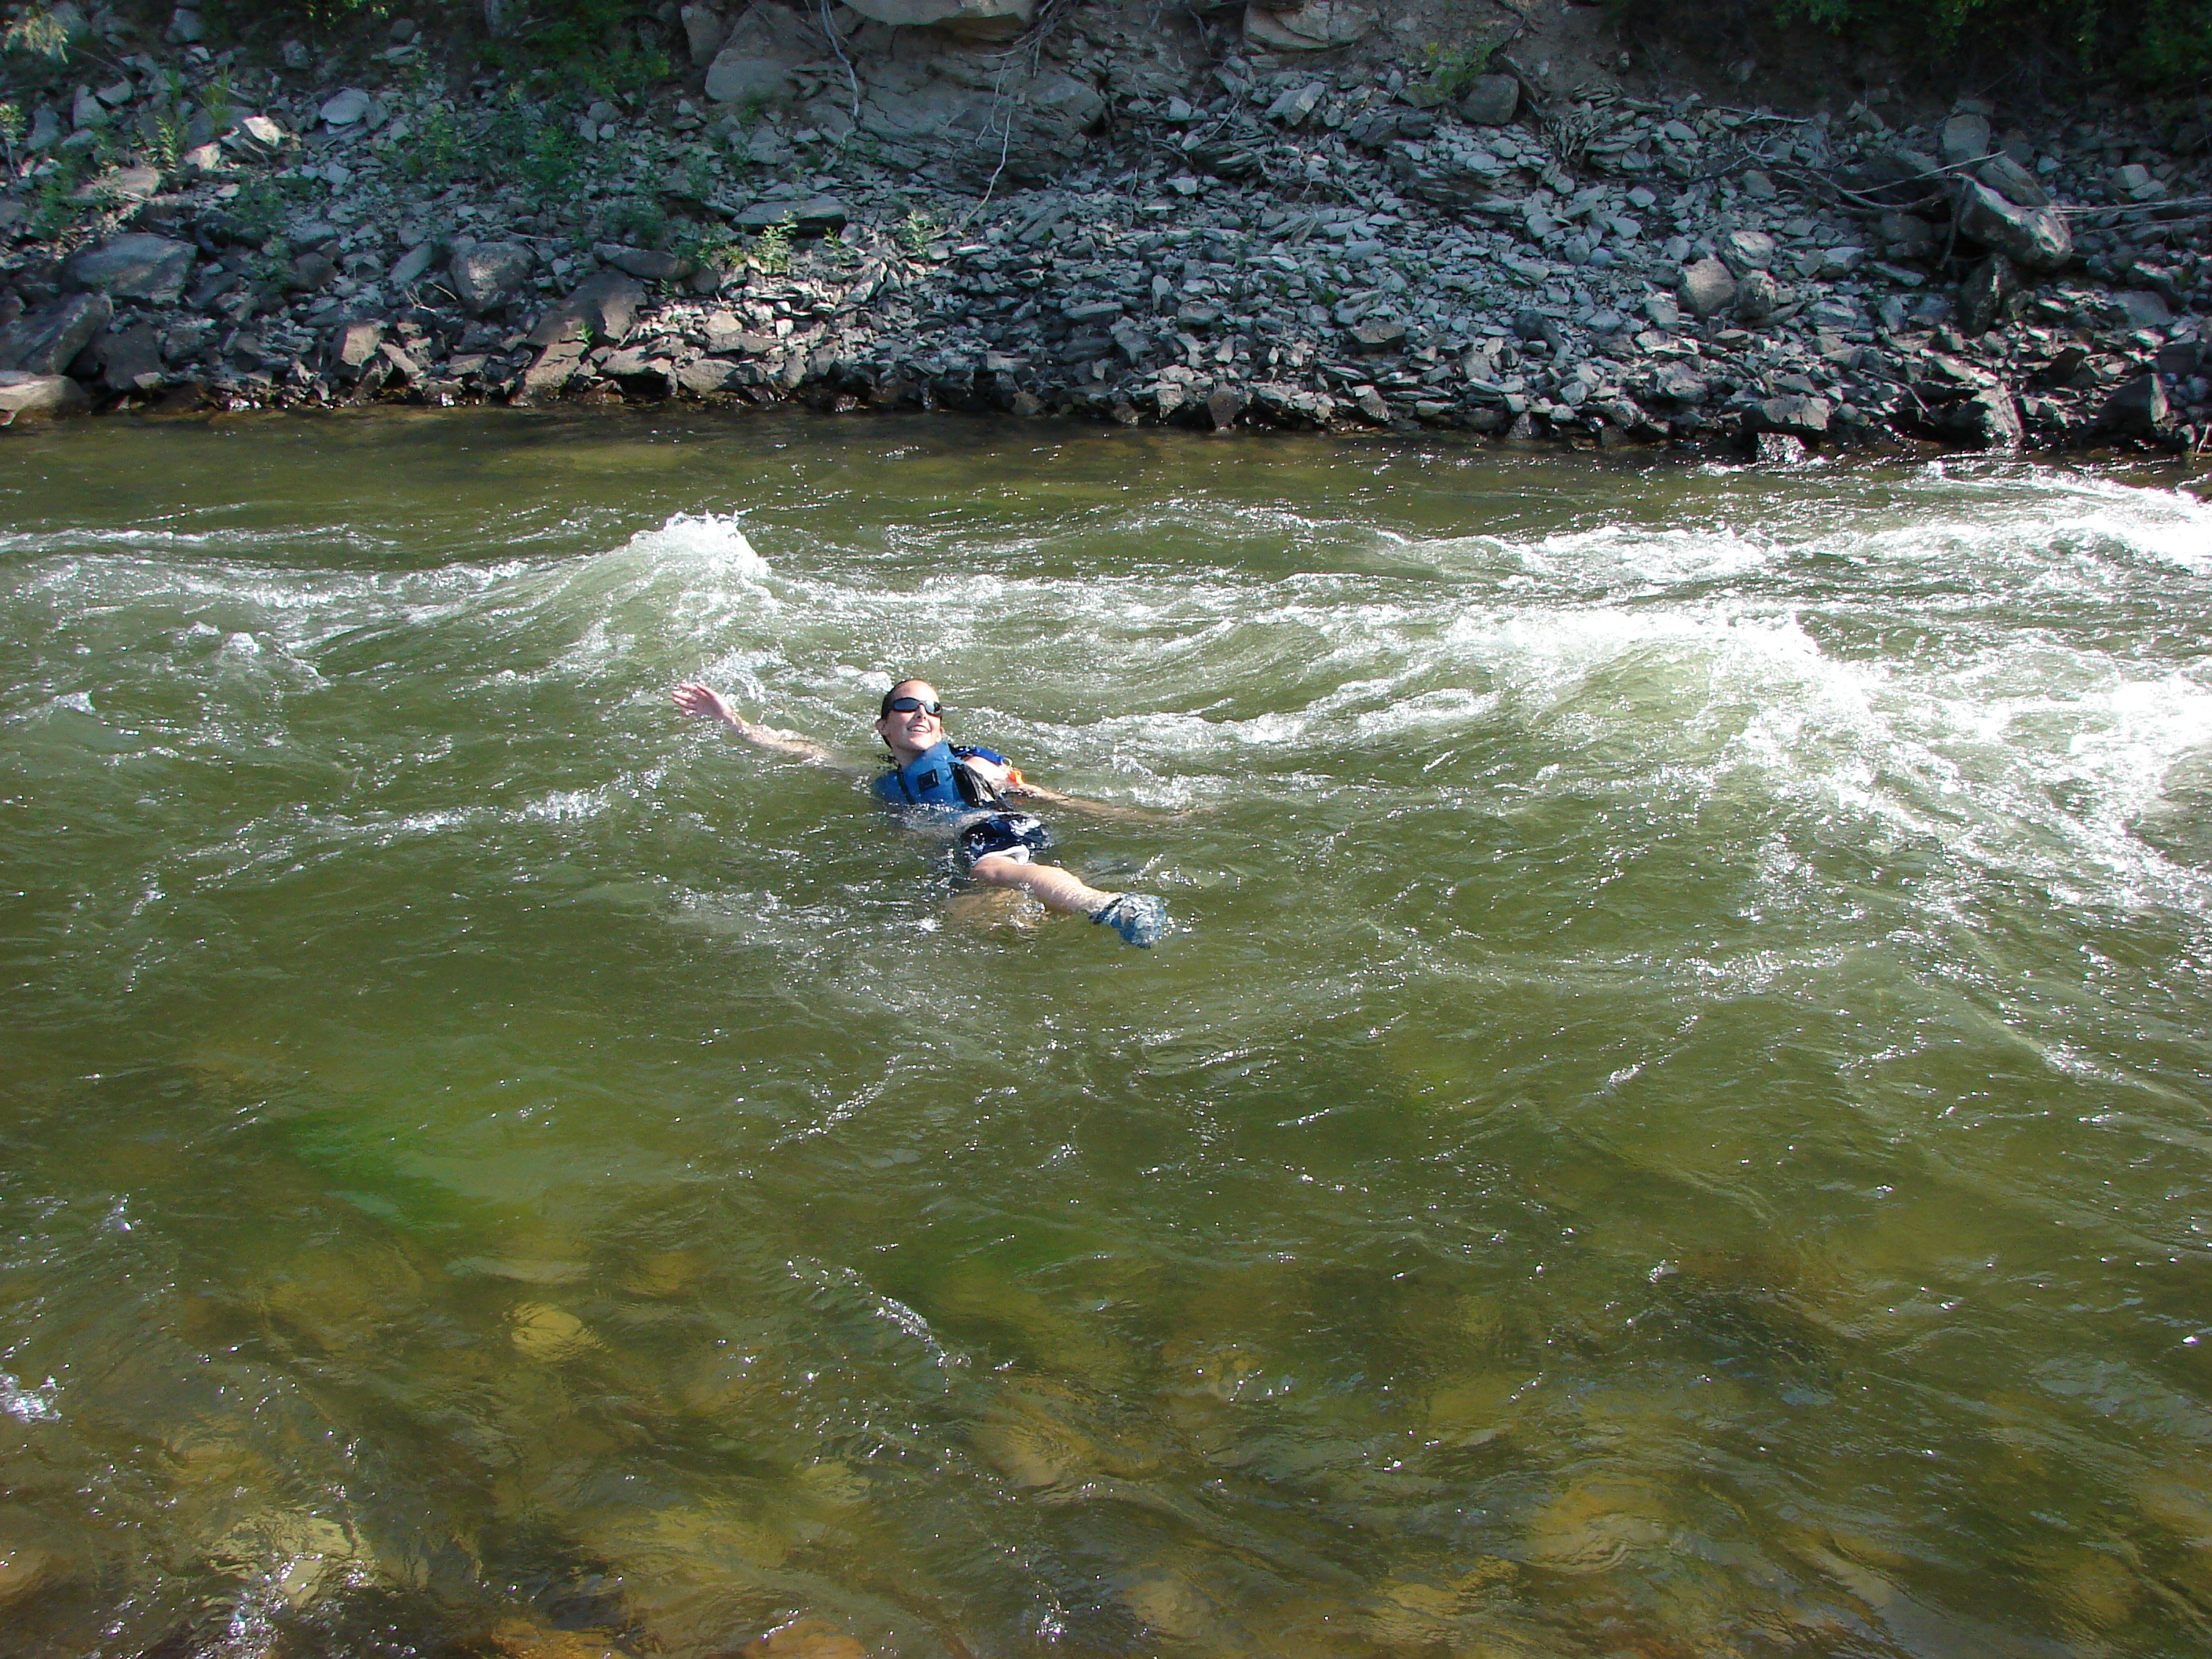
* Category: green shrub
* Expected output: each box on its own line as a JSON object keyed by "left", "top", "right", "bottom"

{"left": 231, "top": 174, "right": 287, "bottom": 242}
{"left": 3, "top": 5, "right": 79, "bottom": 60}
{"left": 600, "top": 194, "right": 670, "bottom": 247}
{"left": 392, "top": 99, "right": 466, "bottom": 184}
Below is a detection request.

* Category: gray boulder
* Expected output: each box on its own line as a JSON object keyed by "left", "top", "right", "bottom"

{"left": 0, "top": 371, "right": 90, "bottom": 423}
{"left": 2099, "top": 372, "right": 2168, "bottom": 438}
{"left": 1755, "top": 393, "right": 1832, "bottom": 438}
{"left": 841, "top": 0, "right": 1033, "bottom": 34}
{"left": 1936, "top": 386, "right": 2024, "bottom": 450}
{"left": 1678, "top": 256, "right": 1737, "bottom": 318}
{"left": 1646, "top": 361, "right": 1708, "bottom": 405}
{"left": 526, "top": 271, "right": 646, "bottom": 348}
{"left": 679, "top": 2, "right": 727, "bottom": 62}
{"left": 1954, "top": 181, "right": 2071, "bottom": 270}
{"left": 63, "top": 233, "right": 194, "bottom": 302}
{"left": 1719, "top": 229, "right": 1776, "bottom": 271}
{"left": 449, "top": 240, "right": 533, "bottom": 313}
{"left": 92, "top": 320, "right": 163, "bottom": 393}
{"left": 1976, "top": 152, "right": 2050, "bottom": 207}
{"left": 854, "top": 67, "right": 1102, "bottom": 183}
{"left": 703, "top": 3, "right": 816, "bottom": 105}
{"left": 1939, "top": 110, "right": 1993, "bottom": 167}
{"left": 0, "top": 293, "right": 112, "bottom": 375}
{"left": 330, "top": 320, "right": 384, "bottom": 376}
{"left": 1245, "top": 0, "right": 1375, "bottom": 50}
{"left": 1456, "top": 75, "right": 1518, "bottom": 126}
{"left": 1734, "top": 269, "right": 1785, "bottom": 323}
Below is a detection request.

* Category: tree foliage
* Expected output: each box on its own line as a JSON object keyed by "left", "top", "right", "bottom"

{"left": 1777, "top": 0, "right": 2212, "bottom": 89}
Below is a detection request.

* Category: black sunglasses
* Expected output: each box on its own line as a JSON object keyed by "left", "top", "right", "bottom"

{"left": 882, "top": 696, "right": 943, "bottom": 717}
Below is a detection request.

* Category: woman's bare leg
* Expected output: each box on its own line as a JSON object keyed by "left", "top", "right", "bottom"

{"left": 969, "top": 853, "right": 1116, "bottom": 917}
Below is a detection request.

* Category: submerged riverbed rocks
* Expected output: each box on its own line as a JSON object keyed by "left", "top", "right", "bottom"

{"left": 0, "top": 0, "right": 2208, "bottom": 456}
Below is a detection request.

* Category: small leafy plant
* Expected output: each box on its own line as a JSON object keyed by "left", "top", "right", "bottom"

{"left": 749, "top": 215, "right": 794, "bottom": 276}
{"left": 896, "top": 208, "right": 939, "bottom": 257}
{"left": 1420, "top": 42, "right": 1495, "bottom": 101}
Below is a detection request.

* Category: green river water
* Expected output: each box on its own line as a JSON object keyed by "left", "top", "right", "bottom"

{"left": 3, "top": 412, "right": 2212, "bottom": 1659}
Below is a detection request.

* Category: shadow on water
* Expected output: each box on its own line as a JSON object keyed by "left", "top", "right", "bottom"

{"left": 2, "top": 411, "right": 2212, "bottom": 1657}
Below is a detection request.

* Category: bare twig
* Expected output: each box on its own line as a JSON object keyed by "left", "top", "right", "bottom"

{"left": 816, "top": 0, "right": 860, "bottom": 124}
{"left": 2064, "top": 196, "right": 2212, "bottom": 217}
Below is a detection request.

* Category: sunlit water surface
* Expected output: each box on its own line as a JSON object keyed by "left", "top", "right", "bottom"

{"left": 4, "top": 412, "right": 2212, "bottom": 1659}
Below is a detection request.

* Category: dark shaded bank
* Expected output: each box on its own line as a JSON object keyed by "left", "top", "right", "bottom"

{"left": 0, "top": 0, "right": 2207, "bottom": 463}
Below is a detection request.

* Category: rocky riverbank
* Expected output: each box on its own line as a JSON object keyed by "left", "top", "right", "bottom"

{"left": 0, "top": 0, "right": 2207, "bottom": 458}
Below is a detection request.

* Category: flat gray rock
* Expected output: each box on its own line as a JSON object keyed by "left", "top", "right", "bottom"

{"left": 390, "top": 243, "right": 436, "bottom": 287}
{"left": 2115, "top": 290, "right": 2174, "bottom": 327}
{"left": 726, "top": 197, "right": 848, "bottom": 236}
{"left": 320, "top": 87, "right": 373, "bottom": 126}
{"left": 597, "top": 244, "right": 693, "bottom": 281}
{"left": 64, "top": 233, "right": 194, "bottom": 302}
{"left": 0, "top": 371, "right": 90, "bottom": 422}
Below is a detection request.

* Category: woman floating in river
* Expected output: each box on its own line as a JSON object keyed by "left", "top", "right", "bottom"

{"left": 672, "top": 676, "right": 1172, "bottom": 947}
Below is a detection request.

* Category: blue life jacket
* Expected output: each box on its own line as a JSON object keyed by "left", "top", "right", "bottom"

{"left": 871, "top": 742, "right": 1013, "bottom": 811}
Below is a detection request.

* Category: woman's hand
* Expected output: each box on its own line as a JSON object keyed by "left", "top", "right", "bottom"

{"left": 672, "top": 681, "right": 742, "bottom": 728}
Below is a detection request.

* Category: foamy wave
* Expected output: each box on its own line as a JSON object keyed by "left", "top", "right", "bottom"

{"left": 619, "top": 513, "right": 771, "bottom": 580}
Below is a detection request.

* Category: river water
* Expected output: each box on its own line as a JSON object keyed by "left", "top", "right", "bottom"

{"left": 3, "top": 412, "right": 2211, "bottom": 1659}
